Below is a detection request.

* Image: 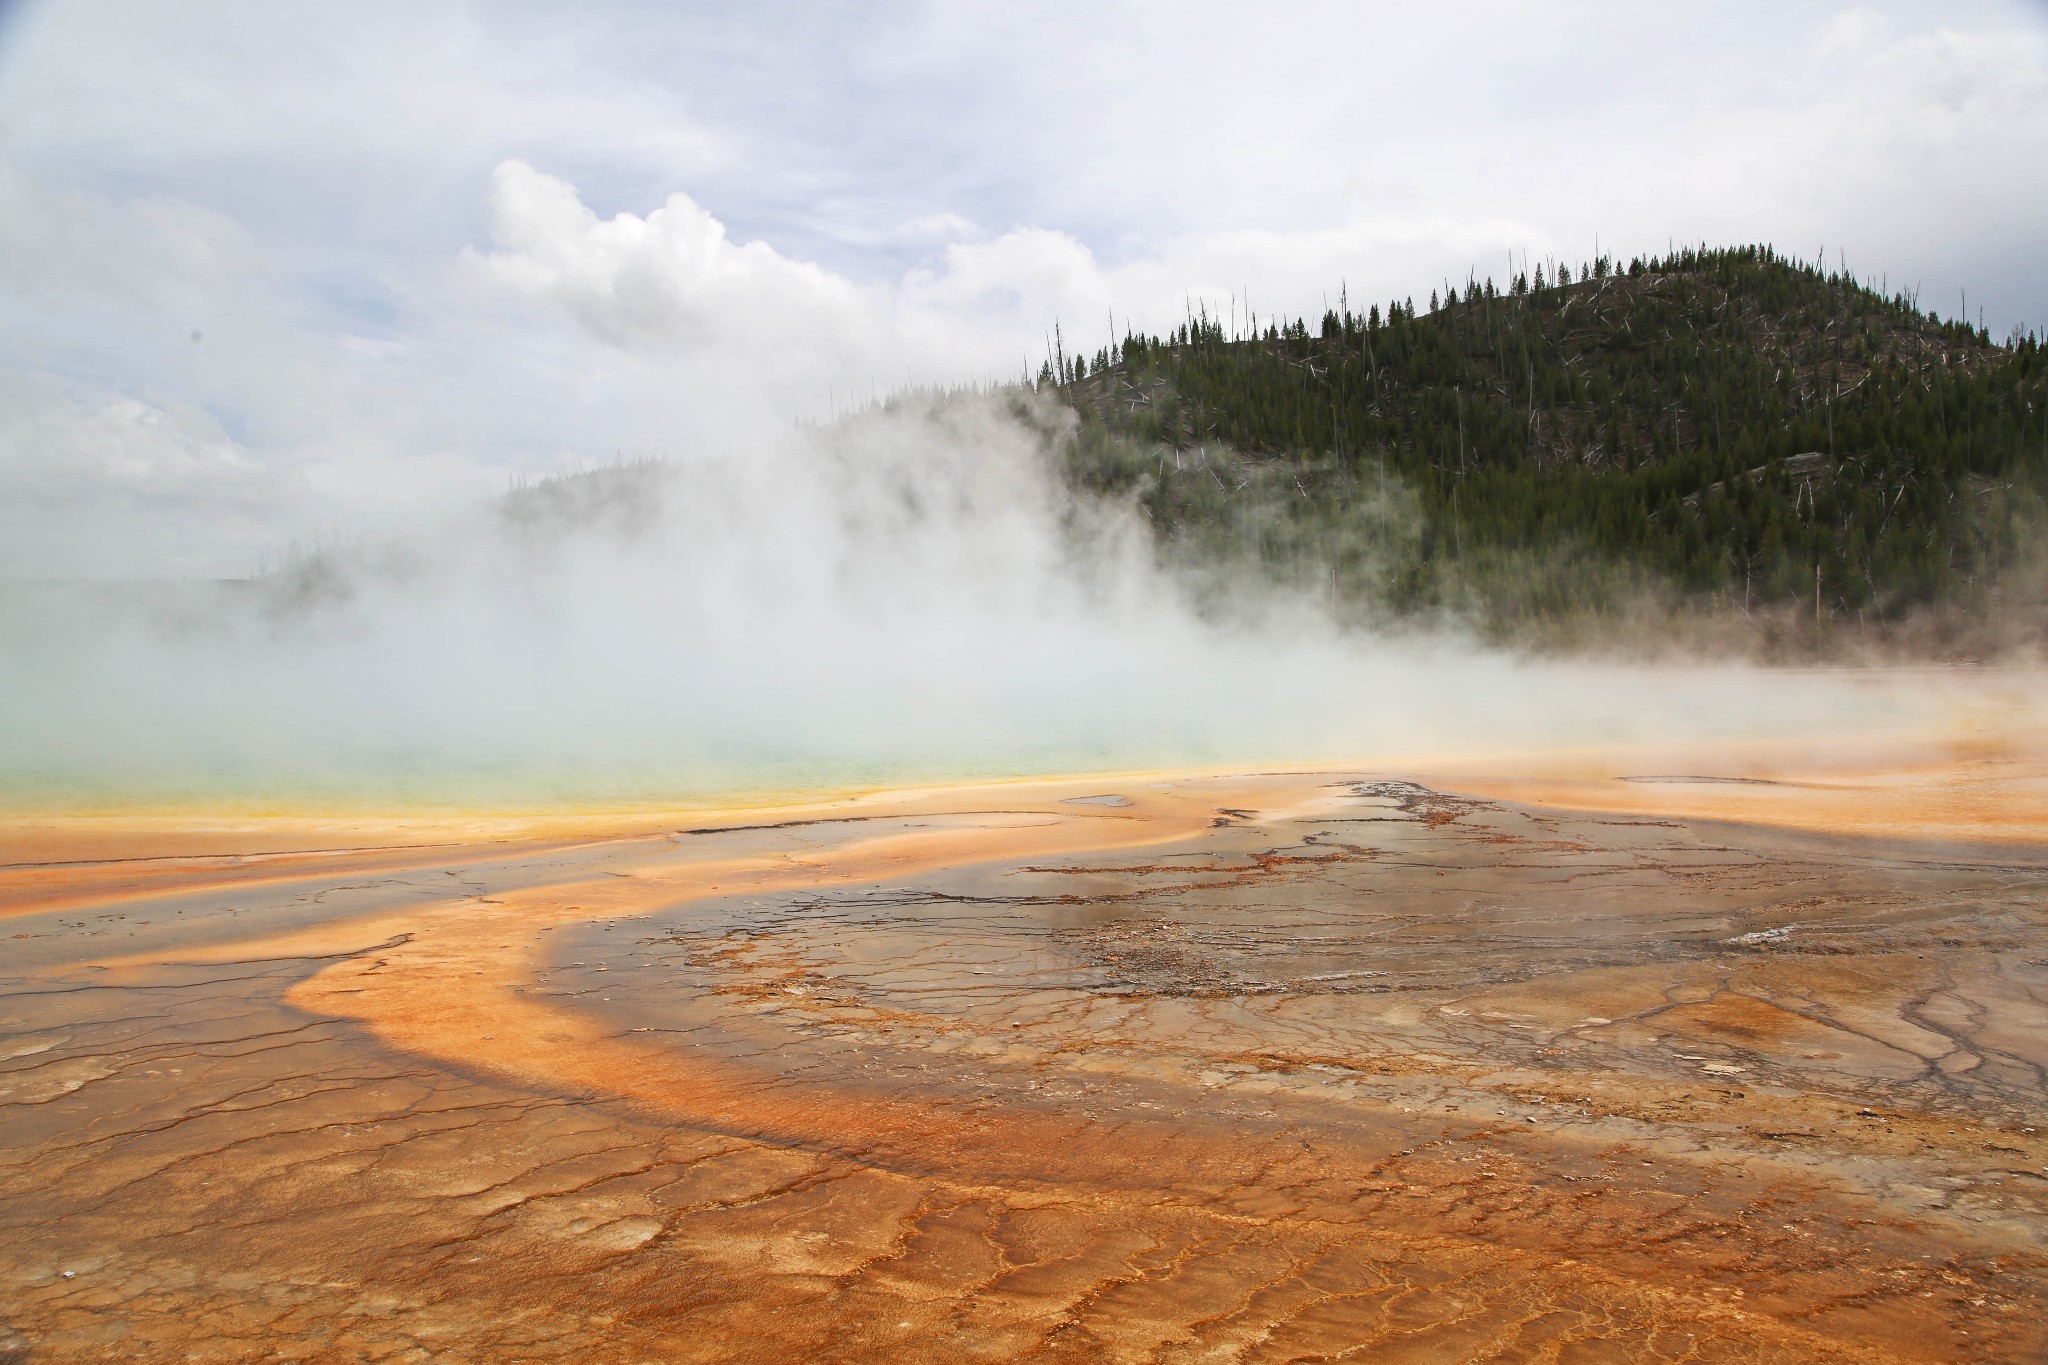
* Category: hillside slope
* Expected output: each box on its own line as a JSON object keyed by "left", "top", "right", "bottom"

{"left": 1053, "top": 245, "right": 2048, "bottom": 657}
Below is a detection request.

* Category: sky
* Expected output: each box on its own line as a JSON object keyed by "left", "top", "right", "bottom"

{"left": 1, "top": 0, "right": 2045, "bottom": 578}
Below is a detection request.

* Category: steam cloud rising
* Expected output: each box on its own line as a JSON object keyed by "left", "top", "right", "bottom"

{"left": 0, "top": 393, "right": 1983, "bottom": 810}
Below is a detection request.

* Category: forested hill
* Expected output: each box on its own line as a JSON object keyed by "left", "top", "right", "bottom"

{"left": 1047, "top": 245, "right": 2048, "bottom": 657}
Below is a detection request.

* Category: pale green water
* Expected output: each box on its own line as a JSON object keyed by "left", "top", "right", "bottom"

{"left": 5, "top": 660, "right": 2037, "bottom": 818}
{"left": 0, "top": 742, "right": 1254, "bottom": 817}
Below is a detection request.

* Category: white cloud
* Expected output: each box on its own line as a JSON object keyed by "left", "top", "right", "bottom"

{"left": 463, "top": 160, "right": 1546, "bottom": 393}
{"left": 1816, "top": 7, "right": 1896, "bottom": 57}
{"left": 463, "top": 160, "right": 876, "bottom": 352}
{"left": 0, "top": 370, "right": 290, "bottom": 577}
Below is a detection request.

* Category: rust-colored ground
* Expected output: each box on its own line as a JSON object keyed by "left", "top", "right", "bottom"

{"left": 3, "top": 749, "right": 2047, "bottom": 1362}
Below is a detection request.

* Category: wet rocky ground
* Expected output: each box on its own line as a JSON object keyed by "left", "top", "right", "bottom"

{"left": 2, "top": 772, "right": 2045, "bottom": 1361}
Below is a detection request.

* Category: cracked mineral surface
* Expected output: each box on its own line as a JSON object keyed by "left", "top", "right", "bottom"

{"left": 3, "top": 750, "right": 2047, "bottom": 1362}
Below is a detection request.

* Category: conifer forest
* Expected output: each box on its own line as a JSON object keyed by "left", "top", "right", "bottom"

{"left": 1044, "top": 245, "right": 2048, "bottom": 656}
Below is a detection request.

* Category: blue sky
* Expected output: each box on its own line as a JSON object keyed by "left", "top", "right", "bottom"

{"left": 1, "top": 0, "right": 2044, "bottom": 575}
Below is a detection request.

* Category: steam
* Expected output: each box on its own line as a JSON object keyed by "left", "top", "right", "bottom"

{"left": 0, "top": 390, "right": 2016, "bottom": 810}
